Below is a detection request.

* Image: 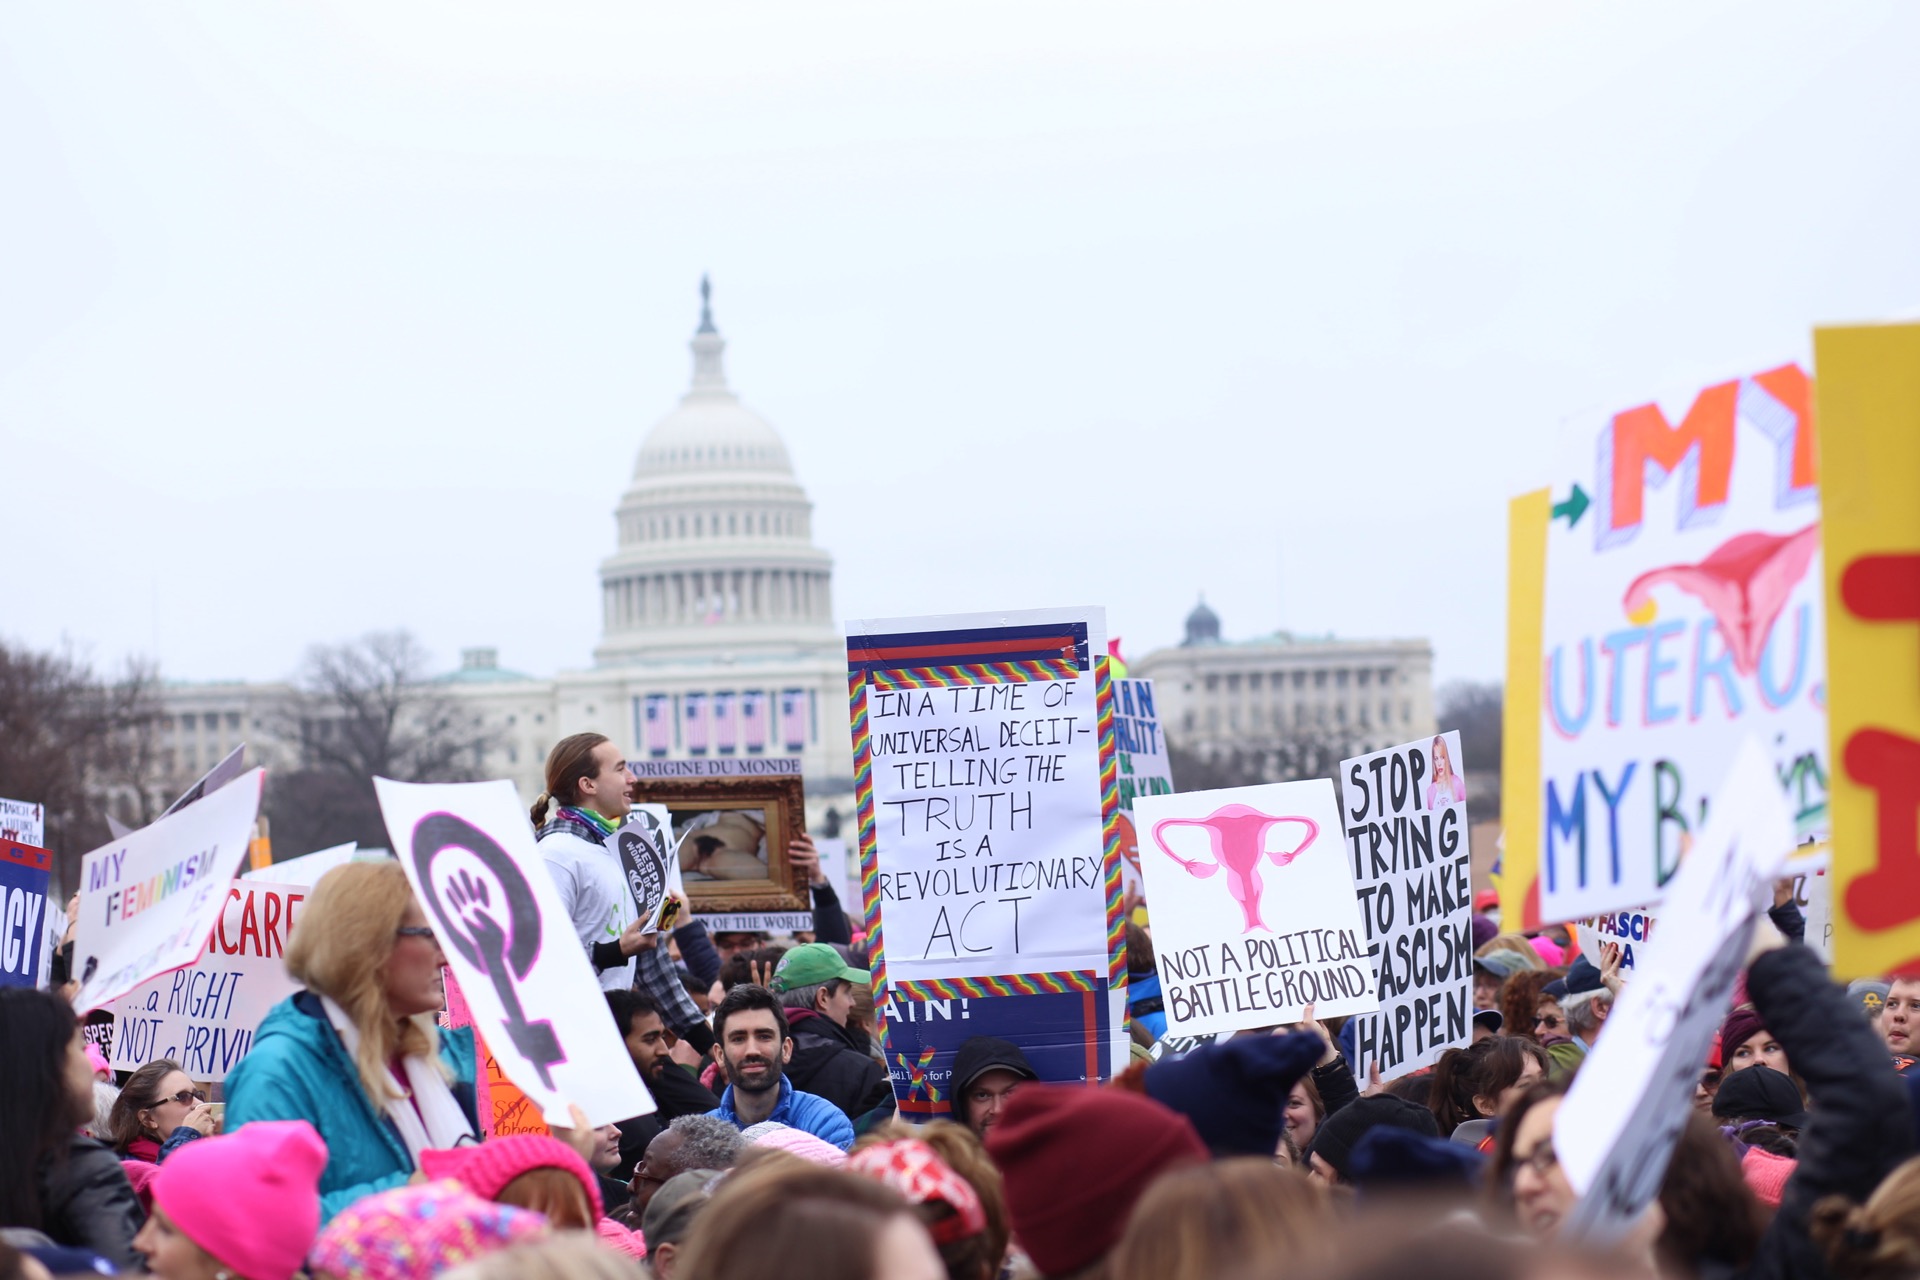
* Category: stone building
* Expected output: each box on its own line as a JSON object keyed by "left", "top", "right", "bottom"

{"left": 1133, "top": 599, "right": 1435, "bottom": 761}
{"left": 154, "top": 282, "right": 856, "bottom": 833}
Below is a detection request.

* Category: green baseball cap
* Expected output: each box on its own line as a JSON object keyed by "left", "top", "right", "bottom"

{"left": 770, "top": 942, "right": 869, "bottom": 992}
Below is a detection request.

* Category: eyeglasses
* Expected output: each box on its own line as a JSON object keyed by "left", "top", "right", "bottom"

{"left": 396, "top": 926, "right": 437, "bottom": 944}
{"left": 1535, "top": 1014, "right": 1565, "bottom": 1031}
{"left": 164, "top": 1088, "right": 208, "bottom": 1106}
{"left": 1515, "top": 1142, "right": 1559, "bottom": 1178}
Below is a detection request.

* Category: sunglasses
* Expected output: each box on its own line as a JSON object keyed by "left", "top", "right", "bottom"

{"left": 396, "top": 926, "right": 437, "bottom": 944}
{"left": 163, "top": 1088, "right": 208, "bottom": 1107}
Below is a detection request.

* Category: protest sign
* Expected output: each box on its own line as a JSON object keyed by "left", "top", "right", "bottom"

{"left": 1793, "top": 848, "right": 1833, "bottom": 963}
{"left": 110, "top": 880, "right": 305, "bottom": 1080}
{"left": 72, "top": 769, "right": 264, "bottom": 1015}
{"left": 1816, "top": 322, "right": 1920, "bottom": 978}
{"left": 0, "top": 798, "right": 45, "bottom": 847}
{"left": 1511, "top": 364, "right": 1825, "bottom": 925}
{"left": 1113, "top": 678, "right": 1174, "bottom": 898}
{"left": 374, "top": 777, "right": 653, "bottom": 1126}
{"left": 847, "top": 608, "right": 1126, "bottom": 1114}
{"left": 1555, "top": 736, "right": 1793, "bottom": 1244}
{"left": 627, "top": 757, "right": 802, "bottom": 779}
{"left": 1339, "top": 732, "right": 1474, "bottom": 1077}
{"left": 617, "top": 804, "right": 679, "bottom": 932}
{"left": 1573, "top": 907, "right": 1658, "bottom": 975}
{"left": 1, "top": 840, "right": 52, "bottom": 988}
{"left": 244, "top": 842, "right": 360, "bottom": 887}
{"left": 1134, "top": 779, "right": 1378, "bottom": 1037}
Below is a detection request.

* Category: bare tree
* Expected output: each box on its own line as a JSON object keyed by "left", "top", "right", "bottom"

{"left": 1437, "top": 680, "right": 1503, "bottom": 822}
{"left": 0, "top": 640, "right": 166, "bottom": 893}
{"left": 1168, "top": 730, "right": 1366, "bottom": 794}
{"left": 265, "top": 631, "right": 499, "bottom": 853}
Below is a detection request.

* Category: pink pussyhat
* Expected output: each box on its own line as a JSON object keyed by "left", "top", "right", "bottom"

{"left": 84, "top": 1044, "right": 111, "bottom": 1079}
{"left": 418, "top": 1134, "right": 604, "bottom": 1219}
{"left": 152, "top": 1120, "right": 328, "bottom": 1280}
{"left": 1529, "top": 936, "right": 1566, "bottom": 968}
{"left": 742, "top": 1121, "right": 848, "bottom": 1166}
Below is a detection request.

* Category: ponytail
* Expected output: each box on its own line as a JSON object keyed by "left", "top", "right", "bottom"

{"left": 1813, "top": 1158, "right": 1920, "bottom": 1279}
{"left": 533, "top": 733, "right": 611, "bottom": 830}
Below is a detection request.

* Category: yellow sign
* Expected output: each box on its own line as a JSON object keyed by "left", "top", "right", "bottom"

{"left": 1817, "top": 321, "right": 1920, "bottom": 978}
{"left": 1497, "top": 489, "right": 1550, "bottom": 932}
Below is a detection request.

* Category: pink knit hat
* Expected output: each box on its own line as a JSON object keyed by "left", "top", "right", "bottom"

{"left": 85, "top": 1044, "right": 111, "bottom": 1079}
{"left": 151, "top": 1121, "right": 328, "bottom": 1280}
{"left": 743, "top": 1122, "right": 847, "bottom": 1166}
{"left": 310, "top": 1182, "right": 548, "bottom": 1280}
{"left": 1742, "top": 1147, "right": 1796, "bottom": 1208}
{"left": 418, "top": 1135, "right": 604, "bottom": 1219}
{"left": 1529, "top": 936, "right": 1566, "bottom": 968}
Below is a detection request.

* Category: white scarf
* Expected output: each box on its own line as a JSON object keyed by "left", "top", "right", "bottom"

{"left": 321, "top": 995, "right": 474, "bottom": 1162}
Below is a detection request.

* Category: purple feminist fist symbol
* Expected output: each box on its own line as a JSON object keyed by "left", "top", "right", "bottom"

{"left": 411, "top": 812, "right": 565, "bottom": 1090}
{"left": 1151, "top": 805, "right": 1319, "bottom": 933}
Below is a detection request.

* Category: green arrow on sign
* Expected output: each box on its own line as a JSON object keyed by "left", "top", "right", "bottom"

{"left": 1552, "top": 483, "right": 1590, "bottom": 528}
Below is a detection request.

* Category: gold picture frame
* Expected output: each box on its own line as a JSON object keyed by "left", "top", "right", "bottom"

{"left": 636, "top": 774, "right": 810, "bottom": 915}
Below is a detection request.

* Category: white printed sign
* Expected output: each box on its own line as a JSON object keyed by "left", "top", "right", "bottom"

{"left": 374, "top": 777, "right": 655, "bottom": 1127}
{"left": 1134, "top": 779, "right": 1380, "bottom": 1036}
{"left": 1340, "top": 732, "right": 1475, "bottom": 1077}
{"left": 1537, "top": 365, "right": 1825, "bottom": 923}
{"left": 111, "top": 880, "right": 306, "bottom": 1080}
{"left": 1555, "top": 736, "right": 1794, "bottom": 1244}
{"left": 620, "top": 804, "right": 682, "bottom": 932}
{"left": 244, "top": 842, "right": 360, "bottom": 888}
{"left": 0, "top": 798, "right": 45, "bottom": 846}
{"left": 72, "top": 770, "right": 264, "bottom": 1015}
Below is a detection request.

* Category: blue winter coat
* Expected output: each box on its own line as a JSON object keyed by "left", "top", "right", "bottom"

{"left": 224, "top": 991, "right": 478, "bottom": 1222}
{"left": 709, "top": 1076, "right": 855, "bottom": 1150}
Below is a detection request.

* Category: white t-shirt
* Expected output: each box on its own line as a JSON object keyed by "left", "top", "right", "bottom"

{"left": 538, "top": 828, "right": 635, "bottom": 993}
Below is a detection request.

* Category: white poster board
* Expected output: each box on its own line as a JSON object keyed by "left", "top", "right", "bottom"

{"left": 244, "top": 842, "right": 361, "bottom": 888}
{"left": 374, "top": 777, "right": 654, "bottom": 1127}
{"left": 110, "top": 880, "right": 306, "bottom": 1080}
{"left": 1134, "top": 779, "right": 1379, "bottom": 1036}
{"left": 847, "top": 606, "right": 1126, "bottom": 1112}
{"left": 1339, "top": 732, "right": 1474, "bottom": 1077}
{"left": 619, "top": 804, "right": 682, "bottom": 932}
{"left": 1537, "top": 366, "right": 1824, "bottom": 923}
{"left": 1555, "top": 736, "right": 1794, "bottom": 1243}
{"left": 72, "top": 770, "right": 264, "bottom": 1015}
{"left": 0, "top": 798, "right": 45, "bottom": 846}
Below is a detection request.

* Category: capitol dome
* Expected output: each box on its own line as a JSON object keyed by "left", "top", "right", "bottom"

{"left": 595, "top": 280, "right": 837, "bottom": 666}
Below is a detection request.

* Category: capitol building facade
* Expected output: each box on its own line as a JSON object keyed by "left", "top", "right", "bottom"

{"left": 151, "top": 284, "right": 1439, "bottom": 846}
{"left": 157, "top": 284, "right": 858, "bottom": 831}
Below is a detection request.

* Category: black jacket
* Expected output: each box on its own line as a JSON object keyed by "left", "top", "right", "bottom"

{"left": 785, "top": 1008, "right": 893, "bottom": 1123}
{"left": 36, "top": 1135, "right": 144, "bottom": 1272}
{"left": 1738, "top": 944, "right": 1914, "bottom": 1280}
{"left": 613, "top": 1063, "right": 723, "bottom": 1182}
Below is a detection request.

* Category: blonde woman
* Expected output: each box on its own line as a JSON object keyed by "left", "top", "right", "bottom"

{"left": 1426, "top": 735, "right": 1467, "bottom": 810}
{"left": 225, "top": 861, "right": 479, "bottom": 1222}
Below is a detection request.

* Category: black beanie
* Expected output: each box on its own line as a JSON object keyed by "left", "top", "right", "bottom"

{"left": 1308, "top": 1094, "right": 1440, "bottom": 1178}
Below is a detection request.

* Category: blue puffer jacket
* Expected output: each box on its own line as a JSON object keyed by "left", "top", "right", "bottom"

{"left": 224, "top": 991, "right": 478, "bottom": 1222}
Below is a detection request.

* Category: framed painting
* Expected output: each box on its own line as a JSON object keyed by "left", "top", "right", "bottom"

{"left": 633, "top": 773, "right": 809, "bottom": 914}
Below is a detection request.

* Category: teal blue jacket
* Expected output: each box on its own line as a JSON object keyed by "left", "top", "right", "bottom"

{"left": 225, "top": 992, "right": 478, "bottom": 1222}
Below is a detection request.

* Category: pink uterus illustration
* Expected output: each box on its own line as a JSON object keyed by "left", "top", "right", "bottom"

{"left": 1622, "top": 523, "right": 1820, "bottom": 676}
{"left": 1151, "top": 805, "right": 1319, "bottom": 933}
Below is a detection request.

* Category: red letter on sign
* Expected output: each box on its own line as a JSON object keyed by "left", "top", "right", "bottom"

{"left": 1843, "top": 729, "right": 1920, "bottom": 930}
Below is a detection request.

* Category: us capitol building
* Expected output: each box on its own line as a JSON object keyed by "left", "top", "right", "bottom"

{"left": 157, "top": 282, "right": 858, "bottom": 831}
{"left": 153, "top": 284, "right": 1435, "bottom": 839}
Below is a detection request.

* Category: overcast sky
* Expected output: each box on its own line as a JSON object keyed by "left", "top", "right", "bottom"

{"left": 4, "top": 2, "right": 1916, "bottom": 691}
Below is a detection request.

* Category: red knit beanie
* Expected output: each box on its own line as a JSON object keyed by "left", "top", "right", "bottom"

{"left": 418, "top": 1135, "right": 603, "bottom": 1220}
{"left": 986, "top": 1084, "right": 1207, "bottom": 1277}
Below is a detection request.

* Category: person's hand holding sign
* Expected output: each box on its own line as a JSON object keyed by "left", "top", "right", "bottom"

{"left": 1279, "top": 1002, "right": 1339, "bottom": 1067}
{"left": 617, "top": 918, "right": 660, "bottom": 956}
{"left": 787, "top": 834, "right": 829, "bottom": 888}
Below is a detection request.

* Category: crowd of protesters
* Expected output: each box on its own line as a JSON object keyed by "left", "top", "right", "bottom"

{"left": 7, "top": 732, "right": 1920, "bottom": 1280}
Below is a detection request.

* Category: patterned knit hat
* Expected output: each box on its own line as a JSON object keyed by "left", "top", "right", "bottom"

{"left": 309, "top": 1181, "right": 548, "bottom": 1280}
{"left": 846, "top": 1139, "right": 986, "bottom": 1244}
